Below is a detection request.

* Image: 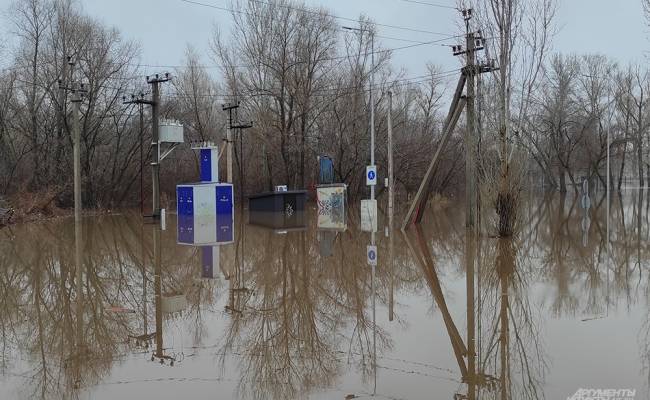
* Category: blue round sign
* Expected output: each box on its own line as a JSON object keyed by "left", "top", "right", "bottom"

{"left": 368, "top": 250, "right": 376, "bottom": 260}
{"left": 368, "top": 171, "right": 376, "bottom": 180}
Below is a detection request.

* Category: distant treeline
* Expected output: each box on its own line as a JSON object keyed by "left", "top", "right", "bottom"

{"left": 0, "top": 0, "right": 644, "bottom": 212}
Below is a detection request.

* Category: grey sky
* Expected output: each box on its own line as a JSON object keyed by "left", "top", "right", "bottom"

{"left": 3, "top": 0, "right": 648, "bottom": 78}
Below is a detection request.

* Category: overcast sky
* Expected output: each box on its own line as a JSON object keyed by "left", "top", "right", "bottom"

{"left": 2, "top": 0, "right": 648, "bottom": 78}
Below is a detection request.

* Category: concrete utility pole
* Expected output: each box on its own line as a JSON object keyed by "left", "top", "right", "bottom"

{"left": 463, "top": 8, "right": 479, "bottom": 230}
{"left": 370, "top": 30, "right": 375, "bottom": 203}
{"left": 59, "top": 57, "right": 86, "bottom": 224}
{"left": 402, "top": 10, "right": 497, "bottom": 230}
{"left": 148, "top": 74, "right": 171, "bottom": 218}
{"left": 387, "top": 90, "right": 394, "bottom": 227}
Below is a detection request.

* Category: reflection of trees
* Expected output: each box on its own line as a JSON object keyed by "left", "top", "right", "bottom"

{"left": 1, "top": 210, "right": 424, "bottom": 400}
{"left": 516, "top": 192, "right": 647, "bottom": 319}
{"left": 4, "top": 192, "right": 648, "bottom": 398}
{"left": 217, "top": 221, "right": 401, "bottom": 400}
{"left": 0, "top": 213, "right": 202, "bottom": 399}
{"left": 476, "top": 238, "right": 547, "bottom": 400}
{"left": 404, "top": 225, "right": 546, "bottom": 400}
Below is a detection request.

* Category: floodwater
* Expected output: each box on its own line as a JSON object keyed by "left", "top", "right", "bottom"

{"left": 0, "top": 191, "right": 648, "bottom": 400}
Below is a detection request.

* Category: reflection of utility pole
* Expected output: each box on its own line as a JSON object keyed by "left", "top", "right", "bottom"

{"left": 222, "top": 102, "right": 253, "bottom": 201}
{"left": 153, "top": 225, "right": 163, "bottom": 361}
{"left": 150, "top": 225, "right": 175, "bottom": 365}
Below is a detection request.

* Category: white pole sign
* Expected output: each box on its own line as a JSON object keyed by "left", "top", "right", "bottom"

{"left": 366, "top": 165, "right": 377, "bottom": 186}
{"left": 367, "top": 245, "right": 378, "bottom": 266}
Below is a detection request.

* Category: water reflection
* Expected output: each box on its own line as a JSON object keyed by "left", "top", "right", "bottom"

{"left": 0, "top": 193, "right": 648, "bottom": 399}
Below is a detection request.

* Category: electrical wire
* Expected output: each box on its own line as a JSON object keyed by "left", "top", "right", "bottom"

{"left": 179, "top": 0, "right": 455, "bottom": 37}
{"left": 398, "top": 0, "right": 458, "bottom": 9}
{"left": 163, "top": 68, "right": 461, "bottom": 100}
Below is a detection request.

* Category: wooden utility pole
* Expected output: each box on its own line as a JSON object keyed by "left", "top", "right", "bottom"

{"left": 124, "top": 73, "right": 171, "bottom": 219}
{"left": 124, "top": 92, "right": 154, "bottom": 215}
{"left": 222, "top": 102, "right": 253, "bottom": 198}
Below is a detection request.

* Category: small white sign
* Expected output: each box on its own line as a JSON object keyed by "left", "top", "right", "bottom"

{"left": 367, "top": 245, "right": 378, "bottom": 266}
{"left": 360, "top": 199, "right": 378, "bottom": 232}
{"left": 366, "top": 165, "right": 377, "bottom": 186}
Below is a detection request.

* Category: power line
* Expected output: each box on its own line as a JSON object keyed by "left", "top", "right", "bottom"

{"left": 120, "top": 34, "right": 460, "bottom": 72}
{"left": 164, "top": 68, "right": 461, "bottom": 100}
{"left": 179, "top": 0, "right": 456, "bottom": 37}
{"left": 398, "top": 0, "right": 458, "bottom": 9}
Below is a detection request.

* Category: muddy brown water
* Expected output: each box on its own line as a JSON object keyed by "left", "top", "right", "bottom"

{"left": 0, "top": 192, "right": 648, "bottom": 400}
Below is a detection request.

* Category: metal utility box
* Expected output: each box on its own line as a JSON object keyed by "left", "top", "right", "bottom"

{"left": 316, "top": 184, "right": 347, "bottom": 230}
{"left": 160, "top": 119, "right": 184, "bottom": 143}
{"left": 177, "top": 189, "right": 234, "bottom": 280}
{"left": 177, "top": 182, "right": 233, "bottom": 217}
{"left": 248, "top": 190, "right": 307, "bottom": 215}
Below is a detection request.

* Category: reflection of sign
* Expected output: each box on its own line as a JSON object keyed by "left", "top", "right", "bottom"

{"left": 366, "top": 165, "right": 377, "bottom": 186}
{"left": 317, "top": 184, "right": 347, "bottom": 230}
{"left": 361, "top": 199, "right": 378, "bottom": 232}
{"left": 201, "top": 246, "right": 220, "bottom": 279}
{"left": 367, "top": 245, "right": 377, "bottom": 266}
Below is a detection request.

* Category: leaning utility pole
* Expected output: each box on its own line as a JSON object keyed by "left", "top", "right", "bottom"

{"left": 402, "top": 10, "right": 496, "bottom": 230}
